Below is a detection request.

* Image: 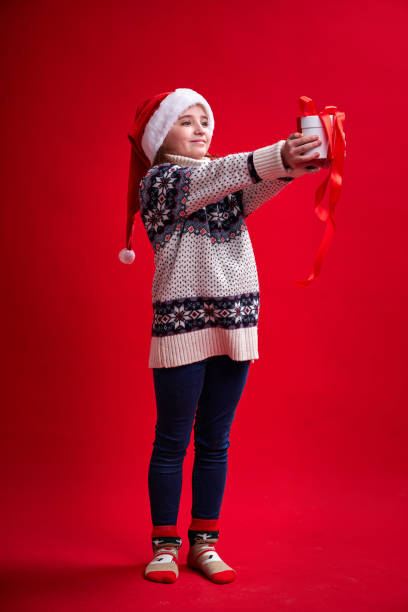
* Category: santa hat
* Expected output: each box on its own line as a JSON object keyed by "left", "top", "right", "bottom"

{"left": 118, "top": 88, "right": 215, "bottom": 264}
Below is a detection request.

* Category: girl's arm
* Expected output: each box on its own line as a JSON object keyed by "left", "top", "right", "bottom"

{"left": 139, "top": 141, "right": 291, "bottom": 222}
{"left": 238, "top": 177, "right": 294, "bottom": 218}
{"left": 239, "top": 139, "right": 321, "bottom": 218}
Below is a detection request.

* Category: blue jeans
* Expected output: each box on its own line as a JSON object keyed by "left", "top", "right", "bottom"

{"left": 148, "top": 355, "right": 251, "bottom": 525}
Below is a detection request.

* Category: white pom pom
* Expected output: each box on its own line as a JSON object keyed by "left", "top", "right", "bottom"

{"left": 118, "top": 248, "right": 135, "bottom": 264}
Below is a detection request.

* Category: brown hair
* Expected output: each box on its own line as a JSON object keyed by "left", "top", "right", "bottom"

{"left": 152, "top": 145, "right": 218, "bottom": 167}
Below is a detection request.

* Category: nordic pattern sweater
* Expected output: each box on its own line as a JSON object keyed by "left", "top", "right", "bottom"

{"left": 139, "top": 139, "right": 299, "bottom": 368}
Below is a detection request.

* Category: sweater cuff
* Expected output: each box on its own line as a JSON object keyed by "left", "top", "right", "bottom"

{"left": 253, "top": 140, "right": 289, "bottom": 180}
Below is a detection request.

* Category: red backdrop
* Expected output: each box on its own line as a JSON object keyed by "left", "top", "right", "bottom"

{"left": 2, "top": 0, "right": 407, "bottom": 610}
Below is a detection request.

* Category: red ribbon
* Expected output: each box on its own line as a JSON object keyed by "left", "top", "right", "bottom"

{"left": 294, "top": 96, "right": 346, "bottom": 287}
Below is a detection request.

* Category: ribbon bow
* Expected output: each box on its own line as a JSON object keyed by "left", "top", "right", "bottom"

{"left": 294, "top": 96, "right": 346, "bottom": 287}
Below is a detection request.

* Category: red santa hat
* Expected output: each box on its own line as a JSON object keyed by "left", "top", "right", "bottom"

{"left": 118, "top": 88, "right": 215, "bottom": 264}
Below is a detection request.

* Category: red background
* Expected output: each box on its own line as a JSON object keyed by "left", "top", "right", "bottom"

{"left": 2, "top": 0, "right": 407, "bottom": 610}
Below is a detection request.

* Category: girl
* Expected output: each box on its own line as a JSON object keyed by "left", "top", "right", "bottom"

{"left": 119, "top": 88, "right": 326, "bottom": 584}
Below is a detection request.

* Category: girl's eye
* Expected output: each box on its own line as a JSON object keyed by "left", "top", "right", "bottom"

{"left": 181, "top": 121, "right": 208, "bottom": 126}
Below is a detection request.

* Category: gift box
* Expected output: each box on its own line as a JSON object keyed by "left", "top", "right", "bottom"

{"left": 294, "top": 96, "right": 346, "bottom": 287}
{"left": 298, "top": 114, "right": 334, "bottom": 160}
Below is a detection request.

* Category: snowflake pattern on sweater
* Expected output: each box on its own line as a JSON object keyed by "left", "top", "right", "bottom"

{"left": 140, "top": 164, "right": 250, "bottom": 252}
{"left": 152, "top": 292, "right": 260, "bottom": 337}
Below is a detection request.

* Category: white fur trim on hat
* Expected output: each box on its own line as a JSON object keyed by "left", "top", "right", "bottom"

{"left": 141, "top": 88, "right": 215, "bottom": 164}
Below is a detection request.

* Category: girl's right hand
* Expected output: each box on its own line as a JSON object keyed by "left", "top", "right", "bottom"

{"left": 281, "top": 132, "right": 323, "bottom": 170}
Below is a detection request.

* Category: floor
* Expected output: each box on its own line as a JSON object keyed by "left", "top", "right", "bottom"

{"left": 2, "top": 468, "right": 407, "bottom": 611}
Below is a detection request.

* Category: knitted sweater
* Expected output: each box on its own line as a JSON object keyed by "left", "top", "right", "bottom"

{"left": 139, "top": 139, "right": 305, "bottom": 368}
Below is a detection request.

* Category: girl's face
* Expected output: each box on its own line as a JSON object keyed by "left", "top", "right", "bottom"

{"left": 160, "top": 104, "right": 212, "bottom": 159}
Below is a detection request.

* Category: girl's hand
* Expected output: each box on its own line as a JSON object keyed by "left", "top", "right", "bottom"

{"left": 281, "top": 132, "right": 324, "bottom": 170}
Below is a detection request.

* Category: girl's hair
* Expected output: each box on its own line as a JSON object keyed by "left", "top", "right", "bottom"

{"left": 152, "top": 145, "right": 218, "bottom": 167}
